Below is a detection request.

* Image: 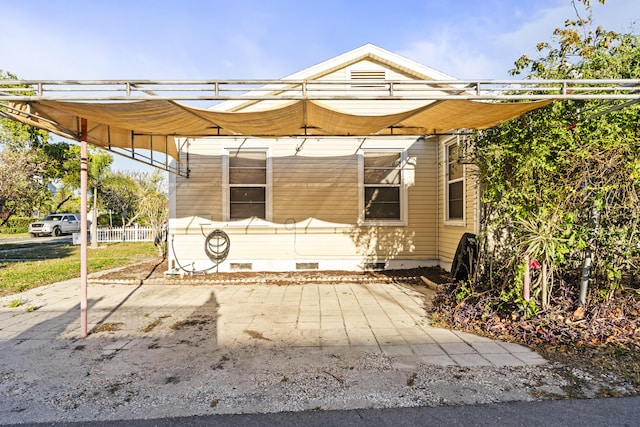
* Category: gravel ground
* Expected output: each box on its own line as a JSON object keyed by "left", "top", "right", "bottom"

{"left": 0, "top": 261, "right": 637, "bottom": 424}
{"left": 1, "top": 323, "right": 570, "bottom": 425}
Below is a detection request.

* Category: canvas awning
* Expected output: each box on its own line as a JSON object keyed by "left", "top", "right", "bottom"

{"left": 3, "top": 98, "right": 552, "bottom": 161}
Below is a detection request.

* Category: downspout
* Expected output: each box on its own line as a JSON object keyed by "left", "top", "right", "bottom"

{"left": 435, "top": 136, "right": 440, "bottom": 264}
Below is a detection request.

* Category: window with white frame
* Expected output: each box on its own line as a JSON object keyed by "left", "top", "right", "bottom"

{"left": 227, "top": 150, "right": 268, "bottom": 220}
{"left": 362, "top": 150, "right": 404, "bottom": 222}
{"left": 446, "top": 143, "right": 464, "bottom": 222}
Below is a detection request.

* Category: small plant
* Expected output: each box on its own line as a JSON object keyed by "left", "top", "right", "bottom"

{"left": 142, "top": 319, "right": 161, "bottom": 333}
{"left": 455, "top": 280, "right": 473, "bottom": 303}
{"left": 407, "top": 372, "right": 417, "bottom": 387}
{"left": 92, "top": 322, "right": 123, "bottom": 333}
{"left": 25, "top": 303, "right": 39, "bottom": 312}
{"left": 7, "top": 298, "right": 22, "bottom": 308}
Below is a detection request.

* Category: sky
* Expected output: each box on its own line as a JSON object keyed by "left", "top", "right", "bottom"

{"left": 1, "top": 0, "right": 638, "bottom": 171}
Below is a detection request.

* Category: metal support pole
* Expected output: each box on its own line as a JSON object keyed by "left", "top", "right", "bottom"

{"left": 80, "top": 118, "right": 89, "bottom": 338}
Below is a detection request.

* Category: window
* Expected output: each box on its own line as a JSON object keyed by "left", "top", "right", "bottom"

{"left": 446, "top": 143, "right": 464, "bottom": 222}
{"left": 362, "top": 151, "right": 404, "bottom": 222}
{"left": 227, "top": 150, "right": 268, "bottom": 220}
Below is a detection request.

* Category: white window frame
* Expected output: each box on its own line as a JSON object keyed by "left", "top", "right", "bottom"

{"left": 358, "top": 148, "right": 408, "bottom": 226}
{"left": 444, "top": 140, "right": 465, "bottom": 226}
{"left": 222, "top": 147, "right": 272, "bottom": 222}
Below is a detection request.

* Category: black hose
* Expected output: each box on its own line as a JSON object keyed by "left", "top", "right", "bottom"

{"left": 204, "top": 229, "right": 230, "bottom": 262}
{"left": 170, "top": 229, "right": 230, "bottom": 274}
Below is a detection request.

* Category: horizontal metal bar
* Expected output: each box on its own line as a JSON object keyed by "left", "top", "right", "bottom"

{"left": 3, "top": 78, "right": 640, "bottom": 85}
{"left": 1, "top": 78, "right": 639, "bottom": 102}
{"left": 2, "top": 94, "right": 639, "bottom": 102}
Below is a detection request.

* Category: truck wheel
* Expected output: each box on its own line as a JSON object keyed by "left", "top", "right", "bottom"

{"left": 30, "top": 233, "right": 37, "bottom": 238}
{"left": 53, "top": 227, "right": 62, "bottom": 237}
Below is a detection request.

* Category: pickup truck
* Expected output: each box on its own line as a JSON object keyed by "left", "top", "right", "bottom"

{"left": 28, "top": 213, "right": 86, "bottom": 237}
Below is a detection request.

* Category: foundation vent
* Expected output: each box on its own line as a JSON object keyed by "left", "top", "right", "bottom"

{"left": 364, "top": 262, "right": 386, "bottom": 271}
{"left": 230, "top": 263, "right": 252, "bottom": 271}
{"left": 296, "top": 262, "right": 319, "bottom": 270}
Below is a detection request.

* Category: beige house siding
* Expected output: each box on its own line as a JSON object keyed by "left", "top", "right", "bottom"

{"left": 167, "top": 45, "right": 482, "bottom": 273}
{"left": 169, "top": 135, "right": 443, "bottom": 272}
{"left": 174, "top": 140, "right": 222, "bottom": 221}
{"left": 436, "top": 137, "right": 478, "bottom": 268}
{"left": 271, "top": 138, "right": 358, "bottom": 224}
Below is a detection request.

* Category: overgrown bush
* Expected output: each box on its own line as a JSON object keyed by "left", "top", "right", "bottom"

{"left": 472, "top": 1, "right": 640, "bottom": 310}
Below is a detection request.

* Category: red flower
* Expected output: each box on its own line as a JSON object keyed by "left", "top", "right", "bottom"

{"left": 529, "top": 259, "right": 541, "bottom": 269}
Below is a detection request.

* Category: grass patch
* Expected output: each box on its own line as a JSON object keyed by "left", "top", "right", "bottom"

{"left": 0, "top": 242, "right": 158, "bottom": 297}
{"left": 0, "top": 232, "right": 30, "bottom": 240}
{"left": 6, "top": 298, "right": 23, "bottom": 308}
{"left": 25, "top": 303, "right": 39, "bottom": 312}
{"left": 92, "top": 322, "right": 123, "bottom": 333}
{"left": 142, "top": 318, "right": 161, "bottom": 333}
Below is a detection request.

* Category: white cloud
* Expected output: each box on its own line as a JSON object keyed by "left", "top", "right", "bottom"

{"left": 400, "top": 0, "right": 639, "bottom": 81}
{"left": 400, "top": 35, "right": 501, "bottom": 80}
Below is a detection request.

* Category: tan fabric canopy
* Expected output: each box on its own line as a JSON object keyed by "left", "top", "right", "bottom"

{"left": 4, "top": 98, "right": 552, "bottom": 161}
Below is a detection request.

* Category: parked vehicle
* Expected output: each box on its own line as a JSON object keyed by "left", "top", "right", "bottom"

{"left": 28, "top": 213, "right": 87, "bottom": 237}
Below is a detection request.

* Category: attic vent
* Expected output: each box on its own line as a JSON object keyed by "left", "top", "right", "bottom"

{"left": 350, "top": 70, "right": 387, "bottom": 88}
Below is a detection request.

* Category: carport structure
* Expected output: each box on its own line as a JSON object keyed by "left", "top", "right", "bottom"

{"left": 1, "top": 77, "right": 639, "bottom": 337}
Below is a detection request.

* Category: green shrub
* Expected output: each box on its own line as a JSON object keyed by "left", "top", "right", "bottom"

{"left": 0, "top": 217, "right": 33, "bottom": 234}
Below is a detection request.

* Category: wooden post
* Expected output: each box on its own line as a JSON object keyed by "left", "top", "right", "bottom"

{"left": 80, "top": 119, "right": 89, "bottom": 338}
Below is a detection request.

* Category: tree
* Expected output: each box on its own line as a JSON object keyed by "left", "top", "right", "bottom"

{"left": 132, "top": 170, "right": 168, "bottom": 256}
{"left": 473, "top": 0, "right": 639, "bottom": 310}
{"left": 101, "top": 172, "right": 138, "bottom": 226}
{"left": 99, "top": 170, "right": 168, "bottom": 255}
{"left": 1, "top": 70, "right": 79, "bottom": 220}
{"left": 0, "top": 147, "right": 50, "bottom": 221}
{"left": 88, "top": 150, "right": 113, "bottom": 247}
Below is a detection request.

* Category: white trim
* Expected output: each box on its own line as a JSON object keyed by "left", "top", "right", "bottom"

{"left": 175, "top": 258, "right": 441, "bottom": 274}
{"left": 443, "top": 138, "right": 466, "bottom": 226}
{"left": 223, "top": 147, "right": 272, "bottom": 222}
{"left": 358, "top": 148, "right": 408, "bottom": 226}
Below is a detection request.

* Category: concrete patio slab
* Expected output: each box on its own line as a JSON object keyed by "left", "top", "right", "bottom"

{"left": 0, "top": 278, "right": 545, "bottom": 368}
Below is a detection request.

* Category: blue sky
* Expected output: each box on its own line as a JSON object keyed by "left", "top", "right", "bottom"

{"left": 1, "top": 0, "right": 638, "bottom": 170}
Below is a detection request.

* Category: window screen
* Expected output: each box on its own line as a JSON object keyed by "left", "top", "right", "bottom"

{"left": 447, "top": 144, "right": 464, "bottom": 221}
{"left": 363, "top": 152, "right": 402, "bottom": 220}
{"left": 229, "top": 151, "right": 266, "bottom": 220}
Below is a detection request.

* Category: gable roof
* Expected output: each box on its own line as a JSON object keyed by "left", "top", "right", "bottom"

{"left": 1, "top": 44, "right": 551, "bottom": 163}
{"left": 213, "top": 43, "right": 459, "bottom": 113}
{"left": 284, "top": 43, "right": 457, "bottom": 82}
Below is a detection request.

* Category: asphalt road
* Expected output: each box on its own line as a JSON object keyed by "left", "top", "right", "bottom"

{"left": 11, "top": 396, "right": 640, "bottom": 426}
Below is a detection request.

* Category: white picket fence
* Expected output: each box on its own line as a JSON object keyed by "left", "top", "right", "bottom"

{"left": 96, "top": 226, "right": 156, "bottom": 242}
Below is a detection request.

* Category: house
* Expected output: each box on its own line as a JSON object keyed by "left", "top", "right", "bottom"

{"left": 2, "top": 43, "right": 549, "bottom": 275}
{"left": 167, "top": 44, "right": 480, "bottom": 273}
